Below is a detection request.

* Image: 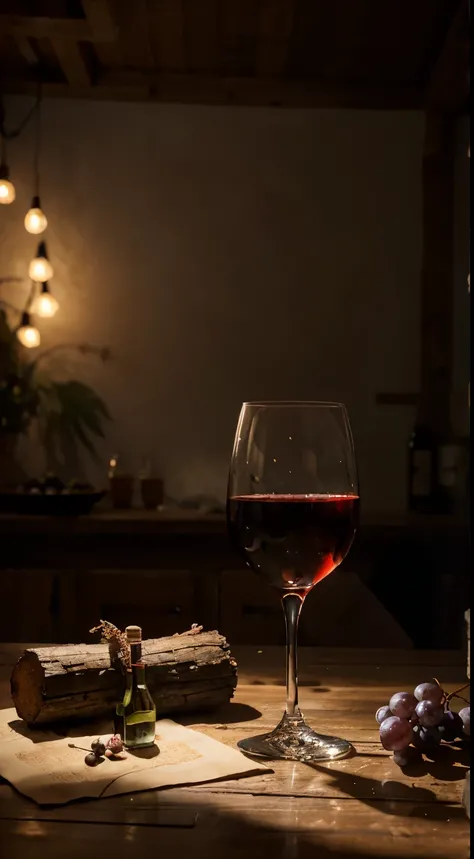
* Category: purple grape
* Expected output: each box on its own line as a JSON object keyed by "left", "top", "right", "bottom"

{"left": 393, "top": 748, "right": 410, "bottom": 767}
{"left": 91, "top": 739, "right": 106, "bottom": 757}
{"left": 415, "top": 700, "right": 444, "bottom": 728}
{"left": 412, "top": 724, "right": 424, "bottom": 749}
{"left": 439, "top": 710, "right": 464, "bottom": 742}
{"left": 412, "top": 724, "right": 442, "bottom": 750}
{"left": 379, "top": 716, "right": 413, "bottom": 751}
{"left": 389, "top": 692, "right": 417, "bottom": 719}
{"left": 414, "top": 682, "right": 444, "bottom": 705}
{"left": 459, "top": 707, "right": 470, "bottom": 737}
{"left": 375, "top": 705, "right": 392, "bottom": 725}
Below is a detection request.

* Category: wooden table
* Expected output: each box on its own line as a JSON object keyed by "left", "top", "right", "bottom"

{"left": 0, "top": 645, "right": 469, "bottom": 858}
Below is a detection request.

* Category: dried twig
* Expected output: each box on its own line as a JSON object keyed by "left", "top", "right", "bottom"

{"left": 90, "top": 619, "right": 206, "bottom": 666}
{"left": 173, "top": 623, "right": 203, "bottom": 637}
{"left": 89, "top": 620, "right": 130, "bottom": 670}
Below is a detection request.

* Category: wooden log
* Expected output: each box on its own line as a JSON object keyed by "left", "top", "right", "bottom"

{"left": 10, "top": 630, "right": 237, "bottom": 726}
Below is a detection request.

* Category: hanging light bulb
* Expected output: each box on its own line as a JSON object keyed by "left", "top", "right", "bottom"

{"left": 29, "top": 240, "right": 53, "bottom": 281}
{"left": 0, "top": 163, "right": 15, "bottom": 204}
{"left": 24, "top": 195, "right": 48, "bottom": 234}
{"left": 32, "top": 282, "right": 58, "bottom": 318}
{"left": 17, "top": 312, "right": 41, "bottom": 348}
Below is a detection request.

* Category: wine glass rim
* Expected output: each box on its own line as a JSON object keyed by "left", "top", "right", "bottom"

{"left": 242, "top": 400, "right": 346, "bottom": 408}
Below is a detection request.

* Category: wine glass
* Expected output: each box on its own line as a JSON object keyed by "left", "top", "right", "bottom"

{"left": 227, "top": 401, "right": 359, "bottom": 762}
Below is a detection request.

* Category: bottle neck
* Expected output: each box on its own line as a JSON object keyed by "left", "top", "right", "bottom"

{"left": 129, "top": 641, "right": 142, "bottom": 663}
{"left": 129, "top": 641, "right": 145, "bottom": 686}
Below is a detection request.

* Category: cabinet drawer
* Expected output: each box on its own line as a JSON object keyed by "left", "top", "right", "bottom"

{"left": 220, "top": 570, "right": 284, "bottom": 645}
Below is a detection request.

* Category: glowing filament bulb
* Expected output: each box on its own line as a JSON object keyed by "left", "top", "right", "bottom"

{"left": 25, "top": 196, "right": 47, "bottom": 234}
{"left": 0, "top": 164, "right": 15, "bottom": 204}
{"left": 17, "top": 313, "right": 40, "bottom": 348}
{"left": 29, "top": 240, "right": 53, "bottom": 281}
{"left": 32, "top": 282, "right": 58, "bottom": 318}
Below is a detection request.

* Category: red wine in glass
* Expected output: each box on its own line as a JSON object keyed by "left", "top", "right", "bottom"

{"left": 227, "top": 494, "right": 359, "bottom": 595}
{"left": 226, "top": 401, "right": 359, "bottom": 762}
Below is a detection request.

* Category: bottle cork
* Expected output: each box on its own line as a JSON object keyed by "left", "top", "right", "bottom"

{"left": 126, "top": 625, "right": 142, "bottom": 643}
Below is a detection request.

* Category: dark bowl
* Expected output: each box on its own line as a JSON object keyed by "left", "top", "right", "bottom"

{"left": 0, "top": 490, "right": 107, "bottom": 516}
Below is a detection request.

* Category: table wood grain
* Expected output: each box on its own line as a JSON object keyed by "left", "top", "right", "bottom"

{"left": 0, "top": 645, "right": 469, "bottom": 858}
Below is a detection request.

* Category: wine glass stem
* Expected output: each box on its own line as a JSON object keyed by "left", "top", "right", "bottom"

{"left": 282, "top": 593, "right": 304, "bottom": 716}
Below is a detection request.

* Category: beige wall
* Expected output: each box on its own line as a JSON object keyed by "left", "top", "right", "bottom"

{"left": 1, "top": 98, "right": 429, "bottom": 514}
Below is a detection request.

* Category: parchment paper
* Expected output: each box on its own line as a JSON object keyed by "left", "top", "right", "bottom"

{"left": 0, "top": 708, "right": 268, "bottom": 805}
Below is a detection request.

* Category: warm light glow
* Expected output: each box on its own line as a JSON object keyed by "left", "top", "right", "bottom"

{"left": 24, "top": 207, "right": 48, "bottom": 234}
{"left": 0, "top": 178, "right": 15, "bottom": 204}
{"left": 29, "top": 255, "right": 53, "bottom": 281}
{"left": 32, "top": 290, "right": 59, "bottom": 318}
{"left": 17, "top": 323, "right": 41, "bottom": 348}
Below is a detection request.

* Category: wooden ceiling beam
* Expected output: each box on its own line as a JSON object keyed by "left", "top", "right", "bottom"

{"left": 256, "top": 0, "right": 295, "bottom": 76}
{"left": 426, "top": 0, "right": 469, "bottom": 112}
{"left": 51, "top": 40, "right": 92, "bottom": 87}
{"left": 14, "top": 36, "right": 40, "bottom": 68}
{"left": 0, "top": 71, "right": 425, "bottom": 110}
{"left": 80, "top": 0, "right": 117, "bottom": 43}
{"left": 0, "top": 12, "right": 116, "bottom": 43}
{"left": 149, "top": 0, "right": 185, "bottom": 72}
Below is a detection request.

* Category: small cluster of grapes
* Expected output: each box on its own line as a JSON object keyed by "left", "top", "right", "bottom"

{"left": 69, "top": 735, "right": 124, "bottom": 767}
{"left": 376, "top": 681, "right": 470, "bottom": 767}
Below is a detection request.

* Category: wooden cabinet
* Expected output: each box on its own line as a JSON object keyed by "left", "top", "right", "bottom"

{"left": 220, "top": 570, "right": 284, "bottom": 645}
{"left": 0, "top": 511, "right": 469, "bottom": 647}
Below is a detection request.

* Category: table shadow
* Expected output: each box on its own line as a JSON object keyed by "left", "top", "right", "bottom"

{"left": 307, "top": 762, "right": 468, "bottom": 821}
{"left": 7, "top": 720, "right": 59, "bottom": 744}
{"left": 128, "top": 744, "right": 159, "bottom": 760}
{"left": 1, "top": 780, "right": 467, "bottom": 859}
{"left": 179, "top": 702, "right": 261, "bottom": 726}
{"left": 7, "top": 718, "right": 116, "bottom": 744}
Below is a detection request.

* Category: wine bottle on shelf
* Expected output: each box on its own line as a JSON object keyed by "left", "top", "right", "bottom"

{"left": 407, "top": 422, "right": 437, "bottom": 513}
{"left": 116, "top": 625, "right": 156, "bottom": 749}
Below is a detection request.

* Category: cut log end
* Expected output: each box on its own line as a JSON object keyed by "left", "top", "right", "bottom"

{"left": 10, "top": 651, "right": 45, "bottom": 724}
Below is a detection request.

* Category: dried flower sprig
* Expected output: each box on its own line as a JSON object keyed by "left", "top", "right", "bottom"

{"left": 89, "top": 619, "right": 130, "bottom": 670}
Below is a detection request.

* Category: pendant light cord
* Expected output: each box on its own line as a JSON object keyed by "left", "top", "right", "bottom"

{"left": 33, "top": 88, "right": 42, "bottom": 197}
{"left": 0, "top": 88, "right": 41, "bottom": 142}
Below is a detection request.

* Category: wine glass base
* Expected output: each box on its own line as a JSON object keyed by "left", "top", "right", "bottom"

{"left": 237, "top": 710, "right": 353, "bottom": 762}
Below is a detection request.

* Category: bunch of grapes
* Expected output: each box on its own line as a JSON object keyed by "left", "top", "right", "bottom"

{"left": 69, "top": 735, "right": 124, "bottom": 766}
{"left": 376, "top": 681, "right": 470, "bottom": 767}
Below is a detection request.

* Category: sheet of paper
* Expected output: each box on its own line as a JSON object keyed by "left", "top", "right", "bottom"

{"left": 0, "top": 708, "right": 269, "bottom": 805}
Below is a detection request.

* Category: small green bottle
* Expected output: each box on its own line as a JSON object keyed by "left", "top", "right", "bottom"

{"left": 117, "top": 625, "right": 156, "bottom": 749}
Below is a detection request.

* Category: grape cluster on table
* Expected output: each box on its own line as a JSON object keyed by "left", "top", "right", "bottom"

{"left": 376, "top": 682, "right": 470, "bottom": 767}
{"left": 69, "top": 735, "right": 124, "bottom": 766}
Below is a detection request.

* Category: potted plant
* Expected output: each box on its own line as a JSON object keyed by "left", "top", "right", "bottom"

{"left": 0, "top": 305, "right": 111, "bottom": 488}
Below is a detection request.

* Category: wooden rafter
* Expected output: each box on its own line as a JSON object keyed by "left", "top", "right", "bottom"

{"left": 0, "top": 71, "right": 425, "bottom": 110}
{"left": 0, "top": 11, "right": 115, "bottom": 43}
{"left": 81, "top": 0, "right": 117, "bottom": 43}
{"left": 51, "top": 39, "right": 91, "bottom": 87}
{"left": 149, "top": 0, "right": 185, "bottom": 72}
{"left": 256, "top": 0, "right": 295, "bottom": 77}
{"left": 14, "top": 36, "right": 39, "bottom": 67}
